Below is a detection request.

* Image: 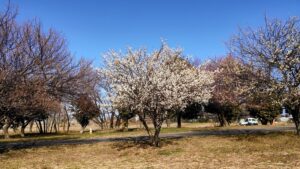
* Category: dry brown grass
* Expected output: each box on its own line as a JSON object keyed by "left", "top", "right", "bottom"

{"left": 1, "top": 132, "right": 300, "bottom": 169}
{"left": 0, "top": 122, "right": 215, "bottom": 143}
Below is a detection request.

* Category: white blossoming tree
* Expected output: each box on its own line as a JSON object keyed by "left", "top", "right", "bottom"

{"left": 102, "top": 43, "right": 214, "bottom": 146}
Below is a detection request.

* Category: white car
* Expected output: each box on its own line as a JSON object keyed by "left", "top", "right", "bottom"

{"left": 239, "top": 118, "right": 259, "bottom": 126}
{"left": 239, "top": 119, "right": 248, "bottom": 126}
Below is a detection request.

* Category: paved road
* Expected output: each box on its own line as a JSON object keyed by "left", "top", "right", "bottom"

{"left": 0, "top": 125, "right": 295, "bottom": 153}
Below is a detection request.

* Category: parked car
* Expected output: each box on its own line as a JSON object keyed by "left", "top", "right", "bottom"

{"left": 246, "top": 118, "right": 258, "bottom": 125}
{"left": 239, "top": 118, "right": 259, "bottom": 126}
{"left": 239, "top": 119, "right": 248, "bottom": 126}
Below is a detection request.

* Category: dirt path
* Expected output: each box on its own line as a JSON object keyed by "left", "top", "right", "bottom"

{"left": 0, "top": 125, "right": 295, "bottom": 153}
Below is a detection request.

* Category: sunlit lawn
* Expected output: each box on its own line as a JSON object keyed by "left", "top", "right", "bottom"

{"left": 1, "top": 132, "right": 300, "bottom": 169}
{"left": 0, "top": 122, "right": 214, "bottom": 143}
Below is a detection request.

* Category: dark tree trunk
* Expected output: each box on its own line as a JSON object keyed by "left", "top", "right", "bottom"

{"left": 261, "top": 119, "right": 268, "bottom": 125}
{"left": 138, "top": 114, "right": 152, "bottom": 137}
{"left": 124, "top": 118, "right": 128, "bottom": 128}
{"left": 218, "top": 112, "right": 229, "bottom": 127}
{"left": 152, "top": 127, "right": 161, "bottom": 147}
{"left": 290, "top": 106, "right": 300, "bottom": 135}
{"left": 269, "top": 119, "right": 274, "bottom": 125}
{"left": 177, "top": 111, "right": 182, "bottom": 128}
{"left": 115, "top": 115, "right": 121, "bottom": 128}
{"left": 37, "top": 120, "right": 44, "bottom": 134}
{"left": 110, "top": 111, "right": 115, "bottom": 129}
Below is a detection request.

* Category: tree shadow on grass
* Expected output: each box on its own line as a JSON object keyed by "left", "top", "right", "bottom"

{"left": 0, "top": 132, "right": 71, "bottom": 139}
{"left": 0, "top": 135, "right": 82, "bottom": 154}
{"left": 111, "top": 137, "right": 181, "bottom": 150}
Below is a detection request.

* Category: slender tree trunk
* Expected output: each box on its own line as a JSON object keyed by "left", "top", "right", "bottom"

{"left": 20, "top": 126, "right": 26, "bottom": 137}
{"left": 57, "top": 112, "right": 61, "bottom": 132}
{"left": 166, "top": 118, "right": 171, "bottom": 128}
{"left": 29, "top": 121, "right": 34, "bottom": 133}
{"left": 37, "top": 120, "right": 43, "bottom": 134}
{"left": 50, "top": 118, "right": 55, "bottom": 133}
{"left": 93, "top": 118, "right": 104, "bottom": 130}
{"left": 138, "top": 114, "right": 152, "bottom": 137}
{"left": 115, "top": 115, "right": 121, "bottom": 128}
{"left": 3, "top": 119, "right": 10, "bottom": 139}
{"left": 66, "top": 120, "right": 70, "bottom": 133}
{"left": 43, "top": 119, "right": 47, "bottom": 133}
{"left": 153, "top": 127, "right": 161, "bottom": 147}
{"left": 177, "top": 111, "right": 182, "bottom": 128}
{"left": 110, "top": 111, "right": 115, "bottom": 129}
{"left": 122, "top": 118, "right": 129, "bottom": 131}
{"left": 65, "top": 111, "right": 70, "bottom": 133}
{"left": 63, "top": 106, "right": 70, "bottom": 133}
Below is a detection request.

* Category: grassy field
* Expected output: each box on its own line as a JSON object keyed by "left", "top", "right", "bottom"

{"left": 1, "top": 132, "right": 300, "bottom": 168}
{"left": 0, "top": 122, "right": 214, "bottom": 143}
{"left": 0, "top": 124, "right": 300, "bottom": 168}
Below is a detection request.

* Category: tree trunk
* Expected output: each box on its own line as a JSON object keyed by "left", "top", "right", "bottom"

{"left": 66, "top": 121, "right": 70, "bottom": 133}
{"left": 37, "top": 120, "right": 44, "bottom": 134}
{"left": 218, "top": 112, "right": 229, "bottom": 127}
{"left": 63, "top": 105, "right": 71, "bottom": 133}
{"left": 29, "top": 121, "right": 34, "bottom": 133}
{"left": 124, "top": 118, "right": 128, "bottom": 129}
{"left": 166, "top": 118, "right": 171, "bottom": 128}
{"left": 138, "top": 114, "right": 152, "bottom": 137}
{"left": 152, "top": 127, "right": 161, "bottom": 147}
{"left": 3, "top": 119, "right": 10, "bottom": 139}
{"left": 177, "top": 111, "right": 182, "bottom": 128}
{"left": 20, "top": 126, "right": 26, "bottom": 137}
{"left": 294, "top": 118, "right": 300, "bottom": 135}
{"left": 93, "top": 118, "right": 104, "bottom": 130}
{"left": 43, "top": 119, "right": 48, "bottom": 133}
{"left": 261, "top": 119, "right": 268, "bottom": 125}
{"left": 57, "top": 112, "right": 61, "bottom": 132}
{"left": 66, "top": 113, "right": 70, "bottom": 133}
{"left": 110, "top": 111, "right": 115, "bottom": 129}
{"left": 290, "top": 107, "right": 300, "bottom": 135}
{"left": 80, "top": 126, "right": 85, "bottom": 134}
{"left": 115, "top": 115, "right": 121, "bottom": 128}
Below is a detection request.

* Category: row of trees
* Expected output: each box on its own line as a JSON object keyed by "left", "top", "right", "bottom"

{"left": 101, "top": 17, "right": 300, "bottom": 146}
{"left": 1, "top": 3, "right": 300, "bottom": 146}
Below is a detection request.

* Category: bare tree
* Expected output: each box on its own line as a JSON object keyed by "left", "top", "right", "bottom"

{"left": 230, "top": 17, "right": 300, "bottom": 133}
{"left": 0, "top": 3, "right": 99, "bottom": 138}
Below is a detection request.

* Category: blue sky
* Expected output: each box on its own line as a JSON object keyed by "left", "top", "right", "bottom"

{"left": 1, "top": 0, "right": 300, "bottom": 66}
